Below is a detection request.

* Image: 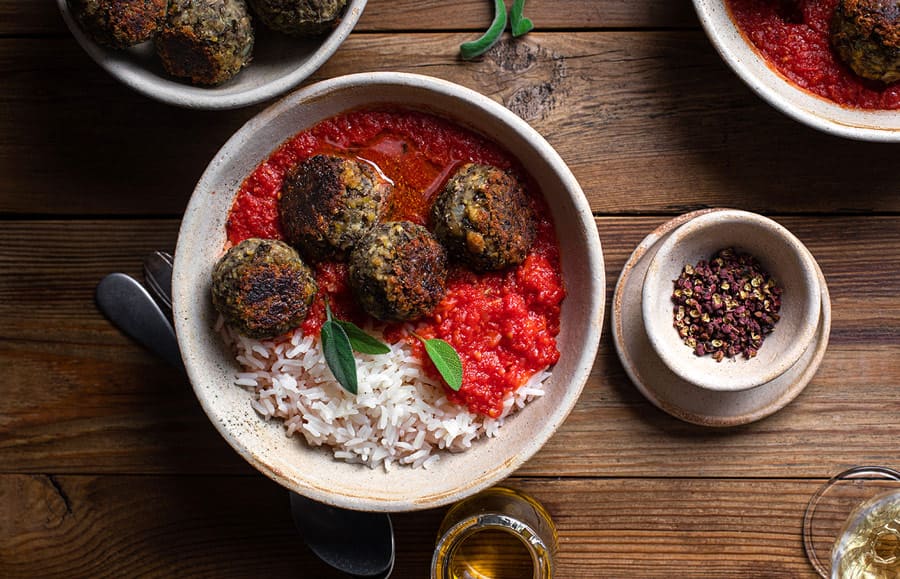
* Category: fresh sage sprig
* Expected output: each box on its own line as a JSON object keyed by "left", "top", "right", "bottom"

{"left": 321, "top": 301, "right": 390, "bottom": 395}
{"left": 336, "top": 319, "right": 391, "bottom": 355}
{"left": 415, "top": 334, "right": 463, "bottom": 391}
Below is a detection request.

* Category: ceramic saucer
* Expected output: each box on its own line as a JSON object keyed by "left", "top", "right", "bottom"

{"left": 611, "top": 209, "right": 831, "bottom": 427}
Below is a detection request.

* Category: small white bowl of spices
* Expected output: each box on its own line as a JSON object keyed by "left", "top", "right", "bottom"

{"left": 641, "top": 209, "right": 821, "bottom": 392}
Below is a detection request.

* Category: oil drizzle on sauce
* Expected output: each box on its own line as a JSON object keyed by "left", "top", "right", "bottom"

{"left": 226, "top": 108, "right": 564, "bottom": 418}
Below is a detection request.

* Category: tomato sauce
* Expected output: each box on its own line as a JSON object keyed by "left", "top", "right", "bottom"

{"left": 725, "top": 0, "right": 900, "bottom": 110}
{"left": 225, "top": 108, "right": 565, "bottom": 418}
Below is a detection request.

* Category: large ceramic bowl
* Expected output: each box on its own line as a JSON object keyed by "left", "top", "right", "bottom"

{"left": 693, "top": 0, "right": 900, "bottom": 142}
{"left": 58, "top": 0, "right": 366, "bottom": 109}
{"left": 173, "top": 72, "right": 605, "bottom": 511}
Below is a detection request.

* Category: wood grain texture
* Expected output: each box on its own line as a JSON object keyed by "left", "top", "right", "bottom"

{"left": 2, "top": 4, "right": 899, "bottom": 575}
{"left": 0, "top": 475, "right": 821, "bottom": 578}
{"left": 1, "top": 32, "right": 898, "bottom": 216}
{"left": 0, "top": 0, "right": 699, "bottom": 36}
{"left": 1, "top": 217, "right": 897, "bottom": 477}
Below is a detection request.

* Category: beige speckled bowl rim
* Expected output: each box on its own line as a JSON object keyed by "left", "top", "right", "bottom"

{"left": 692, "top": 0, "right": 900, "bottom": 142}
{"left": 173, "top": 72, "right": 604, "bottom": 511}
{"left": 57, "top": 0, "right": 367, "bottom": 110}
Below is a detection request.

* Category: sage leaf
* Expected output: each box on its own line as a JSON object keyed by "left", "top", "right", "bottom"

{"left": 321, "top": 318, "right": 358, "bottom": 395}
{"left": 336, "top": 320, "right": 391, "bottom": 355}
{"left": 420, "top": 337, "right": 463, "bottom": 391}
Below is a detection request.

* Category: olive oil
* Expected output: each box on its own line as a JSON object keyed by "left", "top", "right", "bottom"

{"left": 431, "top": 487, "right": 557, "bottom": 579}
{"left": 446, "top": 528, "right": 536, "bottom": 579}
{"left": 833, "top": 490, "right": 900, "bottom": 579}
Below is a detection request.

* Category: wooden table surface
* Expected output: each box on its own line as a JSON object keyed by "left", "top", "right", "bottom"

{"left": 2, "top": 1, "right": 899, "bottom": 577}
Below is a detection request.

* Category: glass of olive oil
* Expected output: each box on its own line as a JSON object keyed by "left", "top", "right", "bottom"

{"left": 803, "top": 466, "right": 900, "bottom": 578}
{"left": 431, "top": 486, "right": 558, "bottom": 579}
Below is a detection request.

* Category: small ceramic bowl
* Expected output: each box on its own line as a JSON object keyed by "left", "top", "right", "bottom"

{"left": 692, "top": 0, "right": 900, "bottom": 142}
{"left": 642, "top": 209, "right": 821, "bottom": 392}
{"left": 173, "top": 72, "right": 604, "bottom": 511}
{"left": 57, "top": 0, "right": 366, "bottom": 110}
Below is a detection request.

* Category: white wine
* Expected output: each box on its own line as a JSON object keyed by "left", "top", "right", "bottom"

{"left": 833, "top": 490, "right": 900, "bottom": 579}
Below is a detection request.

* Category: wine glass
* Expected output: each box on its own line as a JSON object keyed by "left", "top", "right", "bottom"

{"left": 803, "top": 466, "right": 900, "bottom": 578}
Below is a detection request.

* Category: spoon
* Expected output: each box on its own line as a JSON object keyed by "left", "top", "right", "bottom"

{"left": 95, "top": 272, "right": 184, "bottom": 371}
{"left": 291, "top": 492, "right": 395, "bottom": 578}
{"left": 113, "top": 256, "right": 396, "bottom": 578}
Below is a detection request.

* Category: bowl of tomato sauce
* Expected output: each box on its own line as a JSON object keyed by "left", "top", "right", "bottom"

{"left": 693, "top": 0, "right": 900, "bottom": 141}
{"left": 173, "top": 72, "right": 604, "bottom": 511}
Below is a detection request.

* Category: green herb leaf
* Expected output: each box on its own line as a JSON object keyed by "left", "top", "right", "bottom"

{"left": 321, "top": 318, "right": 358, "bottom": 395}
{"left": 418, "top": 336, "right": 463, "bottom": 391}
{"left": 460, "top": 0, "right": 508, "bottom": 60}
{"left": 336, "top": 320, "right": 391, "bottom": 355}
{"left": 509, "top": 0, "right": 534, "bottom": 37}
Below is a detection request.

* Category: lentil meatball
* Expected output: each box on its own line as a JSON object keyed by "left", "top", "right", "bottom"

{"left": 67, "top": 0, "right": 167, "bottom": 49}
{"left": 279, "top": 154, "right": 391, "bottom": 262}
{"left": 431, "top": 163, "right": 536, "bottom": 272}
{"left": 155, "top": 0, "right": 254, "bottom": 86}
{"left": 349, "top": 221, "right": 448, "bottom": 322}
{"left": 211, "top": 238, "right": 317, "bottom": 339}
{"left": 831, "top": 0, "right": 900, "bottom": 83}
{"left": 248, "top": 0, "right": 348, "bottom": 36}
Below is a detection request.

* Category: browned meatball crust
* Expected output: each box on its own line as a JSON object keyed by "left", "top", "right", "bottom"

{"left": 279, "top": 155, "right": 391, "bottom": 262}
{"left": 248, "top": 0, "right": 348, "bottom": 36}
{"left": 831, "top": 0, "right": 900, "bottom": 83}
{"left": 155, "top": 0, "right": 254, "bottom": 86}
{"left": 212, "top": 238, "right": 317, "bottom": 339}
{"left": 349, "top": 221, "right": 448, "bottom": 322}
{"left": 68, "top": 0, "right": 167, "bottom": 49}
{"left": 431, "top": 163, "right": 536, "bottom": 272}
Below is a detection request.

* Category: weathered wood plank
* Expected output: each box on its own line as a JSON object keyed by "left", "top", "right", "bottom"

{"left": 1, "top": 217, "right": 898, "bottom": 477}
{"left": 0, "top": 475, "right": 820, "bottom": 578}
{"left": 0, "top": 0, "right": 698, "bottom": 36}
{"left": 1, "top": 33, "right": 897, "bottom": 216}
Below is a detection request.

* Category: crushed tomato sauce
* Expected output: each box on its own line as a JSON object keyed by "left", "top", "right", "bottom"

{"left": 725, "top": 0, "right": 900, "bottom": 110}
{"left": 225, "top": 108, "right": 565, "bottom": 418}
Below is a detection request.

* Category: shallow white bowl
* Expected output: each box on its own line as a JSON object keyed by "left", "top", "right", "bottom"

{"left": 693, "top": 0, "right": 900, "bottom": 142}
{"left": 172, "top": 72, "right": 604, "bottom": 511}
{"left": 642, "top": 209, "right": 821, "bottom": 392}
{"left": 57, "top": 0, "right": 366, "bottom": 110}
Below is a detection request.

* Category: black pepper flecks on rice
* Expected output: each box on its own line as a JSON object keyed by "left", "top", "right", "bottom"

{"left": 349, "top": 221, "right": 448, "bottom": 322}
{"left": 431, "top": 163, "right": 536, "bottom": 272}
{"left": 68, "top": 0, "right": 168, "bottom": 48}
{"left": 672, "top": 247, "right": 782, "bottom": 362}
{"left": 155, "top": 0, "right": 254, "bottom": 86}
{"left": 279, "top": 154, "right": 391, "bottom": 263}
{"left": 211, "top": 238, "right": 317, "bottom": 339}
{"left": 248, "top": 0, "right": 348, "bottom": 36}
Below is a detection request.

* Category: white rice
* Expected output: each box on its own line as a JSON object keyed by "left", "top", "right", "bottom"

{"left": 221, "top": 321, "right": 549, "bottom": 470}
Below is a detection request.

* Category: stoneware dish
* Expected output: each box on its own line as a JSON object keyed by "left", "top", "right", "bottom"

{"left": 642, "top": 209, "right": 821, "bottom": 392}
{"left": 612, "top": 208, "right": 831, "bottom": 427}
{"left": 692, "top": 0, "right": 900, "bottom": 142}
{"left": 172, "top": 72, "right": 604, "bottom": 511}
{"left": 57, "top": 0, "right": 366, "bottom": 110}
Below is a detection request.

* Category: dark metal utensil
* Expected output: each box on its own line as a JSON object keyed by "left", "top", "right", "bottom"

{"left": 290, "top": 492, "right": 394, "bottom": 579}
{"left": 142, "top": 250, "right": 174, "bottom": 318}
{"left": 95, "top": 272, "right": 184, "bottom": 371}
{"left": 126, "top": 253, "right": 396, "bottom": 578}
